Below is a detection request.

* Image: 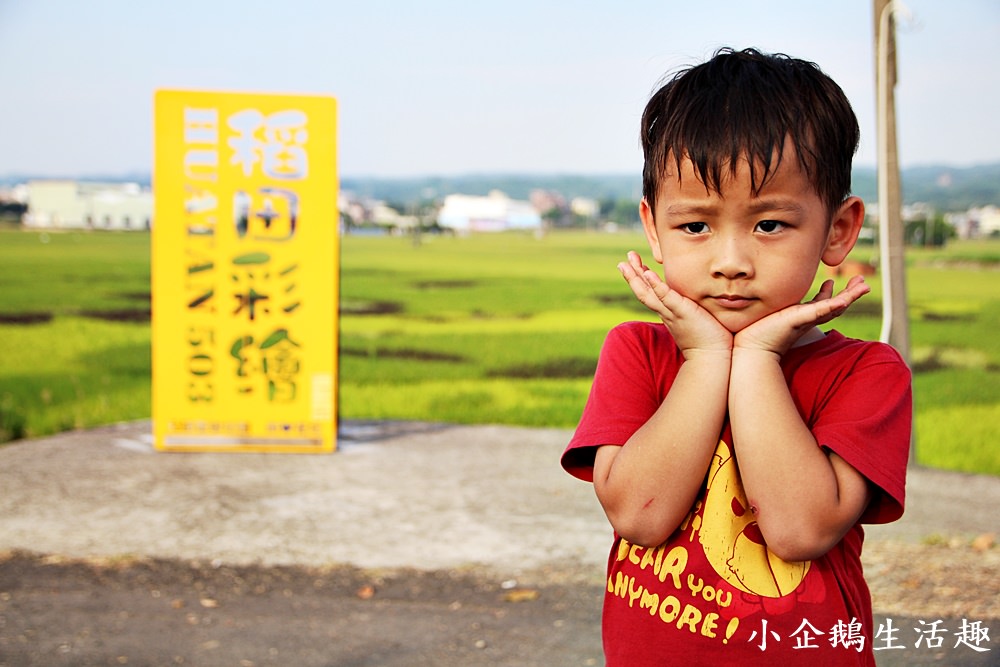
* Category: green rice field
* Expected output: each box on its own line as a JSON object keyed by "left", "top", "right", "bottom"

{"left": 0, "top": 227, "right": 998, "bottom": 475}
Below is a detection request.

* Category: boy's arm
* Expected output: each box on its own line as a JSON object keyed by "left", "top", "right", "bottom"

{"left": 729, "top": 277, "right": 873, "bottom": 562}
{"left": 594, "top": 349, "right": 730, "bottom": 547}
{"left": 593, "top": 254, "right": 732, "bottom": 547}
{"left": 729, "top": 348, "right": 871, "bottom": 561}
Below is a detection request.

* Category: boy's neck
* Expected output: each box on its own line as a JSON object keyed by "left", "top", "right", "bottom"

{"left": 792, "top": 326, "right": 826, "bottom": 348}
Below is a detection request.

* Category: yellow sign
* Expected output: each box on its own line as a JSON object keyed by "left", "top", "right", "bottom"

{"left": 152, "top": 90, "right": 338, "bottom": 452}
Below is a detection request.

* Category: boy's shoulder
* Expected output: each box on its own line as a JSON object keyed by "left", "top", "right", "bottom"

{"left": 607, "top": 324, "right": 906, "bottom": 362}
{"left": 602, "top": 324, "right": 910, "bottom": 382}
{"left": 603, "top": 320, "right": 682, "bottom": 360}
{"left": 607, "top": 319, "right": 671, "bottom": 342}
{"left": 800, "top": 330, "right": 910, "bottom": 371}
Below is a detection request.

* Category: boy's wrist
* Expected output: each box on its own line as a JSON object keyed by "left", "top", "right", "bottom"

{"left": 731, "top": 345, "right": 783, "bottom": 366}
{"left": 681, "top": 347, "right": 734, "bottom": 365}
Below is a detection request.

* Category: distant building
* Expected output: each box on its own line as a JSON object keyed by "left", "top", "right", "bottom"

{"left": 974, "top": 205, "right": 1000, "bottom": 237}
{"left": 945, "top": 205, "right": 1000, "bottom": 239}
{"left": 0, "top": 183, "right": 28, "bottom": 205}
{"left": 529, "top": 189, "right": 565, "bottom": 215}
{"left": 437, "top": 190, "right": 541, "bottom": 233}
{"left": 570, "top": 196, "right": 599, "bottom": 219}
{"left": 22, "top": 180, "right": 153, "bottom": 230}
{"left": 338, "top": 191, "right": 418, "bottom": 233}
{"left": 369, "top": 201, "right": 418, "bottom": 229}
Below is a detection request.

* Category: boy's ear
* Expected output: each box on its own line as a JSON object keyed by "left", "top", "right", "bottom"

{"left": 822, "top": 196, "right": 865, "bottom": 267}
{"left": 639, "top": 198, "right": 664, "bottom": 264}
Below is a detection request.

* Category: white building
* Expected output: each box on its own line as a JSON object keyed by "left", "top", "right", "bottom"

{"left": 22, "top": 180, "right": 153, "bottom": 230}
{"left": 437, "top": 190, "right": 541, "bottom": 233}
{"left": 945, "top": 205, "right": 1000, "bottom": 239}
{"left": 973, "top": 205, "right": 1000, "bottom": 237}
{"left": 370, "top": 201, "right": 418, "bottom": 229}
{"left": 570, "top": 196, "right": 600, "bottom": 219}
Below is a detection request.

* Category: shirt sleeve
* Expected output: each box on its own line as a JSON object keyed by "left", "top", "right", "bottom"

{"left": 561, "top": 322, "right": 681, "bottom": 482}
{"left": 810, "top": 343, "right": 913, "bottom": 524}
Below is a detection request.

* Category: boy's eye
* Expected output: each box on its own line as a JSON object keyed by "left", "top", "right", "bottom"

{"left": 755, "top": 220, "right": 786, "bottom": 233}
{"left": 680, "top": 222, "right": 709, "bottom": 234}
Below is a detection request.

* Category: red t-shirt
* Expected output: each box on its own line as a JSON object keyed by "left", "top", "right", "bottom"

{"left": 562, "top": 322, "right": 912, "bottom": 666}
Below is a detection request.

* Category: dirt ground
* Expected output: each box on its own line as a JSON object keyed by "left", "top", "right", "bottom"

{"left": 1, "top": 548, "right": 997, "bottom": 667}
{"left": 0, "top": 551, "right": 605, "bottom": 667}
{"left": 0, "top": 421, "right": 997, "bottom": 666}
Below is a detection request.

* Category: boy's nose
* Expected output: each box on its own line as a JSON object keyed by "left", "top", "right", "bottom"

{"left": 711, "top": 238, "right": 754, "bottom": 280}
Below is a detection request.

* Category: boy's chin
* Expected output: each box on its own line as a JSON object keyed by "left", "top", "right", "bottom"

{"left": 714, "top": 311, "right": 768, "bottom": 334}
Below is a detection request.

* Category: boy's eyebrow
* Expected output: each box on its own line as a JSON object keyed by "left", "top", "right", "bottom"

{"left": 663, "top": 198, "right": 805, "bottom": 217}
{"left": 746, "top": 198, "right": 806, "bottom": 215}
{"left": 662, "top": 200, "right": 723, "bottom": 217}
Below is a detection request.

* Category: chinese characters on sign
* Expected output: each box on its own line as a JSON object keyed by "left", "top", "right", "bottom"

{"left": 153, "top": 91, "right": 338, "bottom": 452}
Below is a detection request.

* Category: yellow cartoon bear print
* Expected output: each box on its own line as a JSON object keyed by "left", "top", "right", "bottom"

{"left": 697, "top": 439, "right": 810, "bottom": 597}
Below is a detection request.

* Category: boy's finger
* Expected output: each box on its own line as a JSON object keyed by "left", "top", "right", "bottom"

{"left": 627, "top": 252, "right": 647, "bottom": 273}
{"left": 810, "top": 279, "right": 835, "bottom": 303}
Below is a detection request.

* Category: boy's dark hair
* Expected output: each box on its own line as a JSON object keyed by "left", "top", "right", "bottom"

{"left": 641, "top": 47, "right": 860, "bottom": 214}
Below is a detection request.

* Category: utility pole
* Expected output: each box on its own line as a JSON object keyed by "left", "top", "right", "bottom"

{"left": 874, "top": 0, "right": 911, "bottom": 362}
{"left": 875, "top": 0, "right": 914, "bottom": 463}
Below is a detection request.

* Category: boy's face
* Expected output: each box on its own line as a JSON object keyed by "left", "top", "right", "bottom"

{"left": 640, "top": 141, "right": 863, "bottom": 334}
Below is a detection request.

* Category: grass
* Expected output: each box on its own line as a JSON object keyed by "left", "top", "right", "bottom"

{"left": 1, "top": 228, "right": 998, "bottom": 476}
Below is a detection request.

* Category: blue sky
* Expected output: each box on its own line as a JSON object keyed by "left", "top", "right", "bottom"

{"left": 0, "top": 0, "right": 997, "bottom": 178}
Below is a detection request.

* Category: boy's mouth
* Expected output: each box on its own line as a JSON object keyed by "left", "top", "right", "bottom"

{"left": 712, "top": 294, "right": 757, "bottom": 309}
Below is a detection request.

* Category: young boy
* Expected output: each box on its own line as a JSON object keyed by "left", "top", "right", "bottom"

{"left": 562, "top": 48, "right": 912, "bottom": 666}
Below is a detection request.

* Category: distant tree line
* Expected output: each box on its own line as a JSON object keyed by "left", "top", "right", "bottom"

{"left": 340, "top": 163, "right": 999, "bottom": 221}
{"left": 0, "top": 201, "right": 26, "bottom": 224}
{"left": 851, "top": 163, "right": 1000, "bottom": 212}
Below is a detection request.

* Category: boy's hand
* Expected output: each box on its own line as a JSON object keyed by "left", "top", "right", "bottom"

{"left": 618, "top": 251, "right": 733, "bottom": 358}
{"left": 734, "top": 276, "right": 871, "bottom": 357}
